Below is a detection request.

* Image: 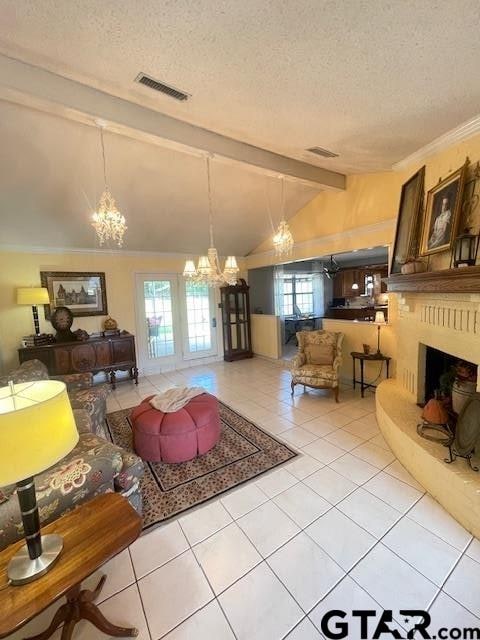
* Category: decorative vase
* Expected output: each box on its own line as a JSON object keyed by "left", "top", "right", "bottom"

{"left": 401, "top": 260, "right": 427, "bottom": 275}
{"left": 103, "top": 316, "right": 118, "bottom": 331}
{"left": 452, "top": 379, "right": 476, "bottom": 414}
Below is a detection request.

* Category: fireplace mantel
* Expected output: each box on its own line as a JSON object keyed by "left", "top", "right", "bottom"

{"left": 387, "top": 266, "right": 480, "bottom": 294}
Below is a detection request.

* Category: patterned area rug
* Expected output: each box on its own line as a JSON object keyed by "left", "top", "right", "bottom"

{"left": 106, "top": 402, "right": 297, "bottom": 531}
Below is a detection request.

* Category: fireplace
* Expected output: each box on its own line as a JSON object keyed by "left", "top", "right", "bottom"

{"left": 375, "top": 288, "right": 480, "bottom": 538}
{"left": 420, "top": 344, "right": 478, "bottom": 407}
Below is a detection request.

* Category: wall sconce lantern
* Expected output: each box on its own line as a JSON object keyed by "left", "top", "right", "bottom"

{"left": 453, "top": 229, "right": 479, "bottom": 268}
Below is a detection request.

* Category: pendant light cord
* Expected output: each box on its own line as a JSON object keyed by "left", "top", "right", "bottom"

{"left": 206, "top": 156, "right": 215, "bottom": 247}
{"left": 100, "top": 127, "right": 109, "bottom": 191}
{"left": 264, "top": 180, "right": 276, "bottom": 234}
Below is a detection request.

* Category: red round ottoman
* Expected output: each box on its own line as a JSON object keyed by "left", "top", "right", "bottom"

{"left": 130, "top": 393, "right": 221, "bottom": 463}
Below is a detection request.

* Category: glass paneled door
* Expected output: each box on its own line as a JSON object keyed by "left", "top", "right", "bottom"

{"left": 135, "top": 274, "right": 217, "bottom": 372}
{"left": 180, "top": 280, "right": 218, "bottom": 360}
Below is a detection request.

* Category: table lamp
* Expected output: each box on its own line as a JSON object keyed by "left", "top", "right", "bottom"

{"left": 0, "top": 380, "right": 78, "bottom": 585}
{"left": 374, "top": 311, "right": 387, "bottom": 354}
{"left": 17, "top": 287, "right": 50, "bottom": 335}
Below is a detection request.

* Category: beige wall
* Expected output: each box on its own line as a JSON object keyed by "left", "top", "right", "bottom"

{"left": 0, "top": 249, "right": 246, "bottom": 374}
{"left": 250, "top": 314, "right": 281, "bottom": 360}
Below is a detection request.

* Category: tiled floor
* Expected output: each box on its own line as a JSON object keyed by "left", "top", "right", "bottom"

{"left": 7, "top": 358, "right": 480, "bottom": 639}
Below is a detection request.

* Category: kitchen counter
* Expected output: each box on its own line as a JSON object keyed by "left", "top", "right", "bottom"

{"left": 324, "top": 305, "right": 388, "bottom": 322}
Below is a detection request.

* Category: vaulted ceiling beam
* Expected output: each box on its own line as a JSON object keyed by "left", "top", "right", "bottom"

{"left": 0, "top": 54, "right": 345, "bottom": 191}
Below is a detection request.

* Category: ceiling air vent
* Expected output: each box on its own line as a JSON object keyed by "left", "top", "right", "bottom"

{"left": 307, "top": 146, "right": 339, "bottom": 159}
{"left": 135, "top": 73, "right": 190, "bottom": 101}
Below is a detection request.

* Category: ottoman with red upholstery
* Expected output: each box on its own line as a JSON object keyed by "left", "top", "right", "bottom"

{"left": 130, "top": 393, "right": 221, "bottom": 463}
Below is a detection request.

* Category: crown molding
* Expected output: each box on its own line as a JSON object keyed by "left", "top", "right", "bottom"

{"left": 245, "top": 219, "right": 395, "bottom": 266}
{"left": 0, "top": 243, "right": 198, "bottom": 259}
{"left": 392, "top": 114, "right": 480, "bottom": 171}
{"left": 0, "top": 244, "right": 248, "bottom": 267}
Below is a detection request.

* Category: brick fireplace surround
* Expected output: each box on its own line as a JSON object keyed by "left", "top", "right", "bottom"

{"left": 376, "top": 288, "right": 480, "bottom": 538}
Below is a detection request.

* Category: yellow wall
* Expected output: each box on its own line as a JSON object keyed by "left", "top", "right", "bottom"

{"left": 251, "top": 314, "right": 281, "bottom": 360}
{"left": 247, "top": 132, "right": 480, "bottom": 270}
{"left": 323, "top": 317, "right": 397, "bottom": 384}
{"left": 0, "top": 250, "right": 246, "bottom": 373}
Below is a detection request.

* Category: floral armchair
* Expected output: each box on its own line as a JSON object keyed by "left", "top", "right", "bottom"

{"left": 291, "top": 330, "right": 344, "bottom": 402}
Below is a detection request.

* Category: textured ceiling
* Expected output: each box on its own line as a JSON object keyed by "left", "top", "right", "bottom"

{"left": 0, "top": 101, "right": 319, "bottom": 255}
{"left": 0, "top": 0, "right": 479, "bottom": 174}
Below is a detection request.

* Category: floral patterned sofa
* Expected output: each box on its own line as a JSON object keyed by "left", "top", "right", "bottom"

{"left": 291, "top": 330, "right": 344, "bottom": 402}
{"left": 0, "top": 360, "right": 144, "bottom": 550}
{"left": 0, "top": 359, "right": 110, "bottom": 438}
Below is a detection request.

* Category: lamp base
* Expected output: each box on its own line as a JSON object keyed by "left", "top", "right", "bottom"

{"left": 8, "top": 534, "right": 63, "bottom": 585}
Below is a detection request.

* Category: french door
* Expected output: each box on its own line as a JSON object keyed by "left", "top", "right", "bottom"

{"left": 135, "top": 274, "right": 218, "bottom": 372}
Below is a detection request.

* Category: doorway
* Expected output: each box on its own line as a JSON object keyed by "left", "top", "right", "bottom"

{"left": 135, "top": 274, "right": 218, "bottom": 373}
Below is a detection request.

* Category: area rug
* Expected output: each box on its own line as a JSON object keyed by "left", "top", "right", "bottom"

{"left": 105, "top": 401, "right": 298, "bottom": 532}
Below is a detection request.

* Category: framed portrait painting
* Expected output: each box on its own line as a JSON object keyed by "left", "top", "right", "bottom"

{"left": 390, "top": 166, "right": 425, "bottom": 273}
{"left": 40, "top": 271, "right": 108, "bottom": 319}
{"left": 420, "top": 160, "right": 468, "bottom": 256}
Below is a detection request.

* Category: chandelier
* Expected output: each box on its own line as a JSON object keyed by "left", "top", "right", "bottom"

{"left": 272, "top": 177, "right": 294, "bottom": 256}
{"left": 183, "top": 157, "right": 239, "bottom": 287}
{"left": 91, "top": 126, "right": 127, "bottom": 247}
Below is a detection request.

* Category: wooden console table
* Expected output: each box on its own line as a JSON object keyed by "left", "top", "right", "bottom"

{"left": 0, "top": 493, "right": 142, "bottom": 639}
{"left": 18, "top": 331, "right": 138, "bottom": 389}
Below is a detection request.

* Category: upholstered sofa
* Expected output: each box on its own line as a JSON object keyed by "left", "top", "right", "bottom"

{"left": 0, "top": 360, "right": 144, "bottom": 550}
{"left": 0, "top": 359, "right": 110, "bottom": 438}
{"left": 291, "top": 330, "right": 344, "bottom": 401}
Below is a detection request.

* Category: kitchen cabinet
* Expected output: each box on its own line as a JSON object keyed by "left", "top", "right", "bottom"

{"left": 333, "top": 266, "right": 388, "bottom": 298}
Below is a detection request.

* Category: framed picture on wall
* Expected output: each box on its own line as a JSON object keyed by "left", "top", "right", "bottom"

{"left": 40, "top": 271, "right": 108, "bottom": 319}
{"left": 420, "top": 159, "right": 469, "bottom": 256}
{"left": 390, "top": 166, "right": 425, "bottom": 273}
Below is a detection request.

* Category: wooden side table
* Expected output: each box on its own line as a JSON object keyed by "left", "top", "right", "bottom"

{"left": 0, "top": 494, "right": 142, "bottom": 639}
{"left": 351, "top": 351, "right": 391, "bottom": 398}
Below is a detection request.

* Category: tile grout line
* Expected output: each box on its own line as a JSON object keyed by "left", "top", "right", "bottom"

{"left": 112, "top": 366, "right": 478, "bottom": 637}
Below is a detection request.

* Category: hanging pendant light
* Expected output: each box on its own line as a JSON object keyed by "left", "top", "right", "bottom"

{"left": 273, "top": 177, "right": 294, "bottom": 256}
{"left": 91, "top": 125, "right": 127, "bottom": 247}
{"left": 183, "top": 156, "right": 239, "bottom": 287}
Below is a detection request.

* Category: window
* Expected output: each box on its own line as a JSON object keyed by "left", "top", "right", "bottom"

{"left": 283, "top": 274, "right": 314, "bottom": 315}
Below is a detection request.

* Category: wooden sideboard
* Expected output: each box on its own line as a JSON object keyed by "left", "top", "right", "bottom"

{"left": 18, "top": 331, "right": 138, "bottom": 389}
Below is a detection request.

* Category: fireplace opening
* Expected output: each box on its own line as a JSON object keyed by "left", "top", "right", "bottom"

{"left": 422, "top": 344, "right": 478, "bottom": 412}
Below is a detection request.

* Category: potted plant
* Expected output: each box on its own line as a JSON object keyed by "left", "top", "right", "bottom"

{"left": 451, "top": 361, "right": 477, "bottom": 414}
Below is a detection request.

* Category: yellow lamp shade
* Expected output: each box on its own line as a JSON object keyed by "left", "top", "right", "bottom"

{"left": 0, "top": 381, "right": 78, "bottom": 486}
{"left": 17, "top": 287, "right": 50, "bottom": 306}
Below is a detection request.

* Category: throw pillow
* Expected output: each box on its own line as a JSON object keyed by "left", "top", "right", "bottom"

{"left": 305, "top": 344, "right": 334, "bottom": 365}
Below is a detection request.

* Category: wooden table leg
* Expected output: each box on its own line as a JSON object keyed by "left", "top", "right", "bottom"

{"left": 80, "top": 601, "right": 138, "bottom": 637}
{"left": 23, "top": 602, "right": 70, "bottom": 640}
{"left": 24, "top": 576, "right": 138, "bottom": 640}
{"left": 360, "top": 359, "right": 365, "bottom": 398}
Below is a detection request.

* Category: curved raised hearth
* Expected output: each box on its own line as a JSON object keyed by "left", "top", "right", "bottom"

{"left": 376, "top": 379, "right": 480, "bottom": 539}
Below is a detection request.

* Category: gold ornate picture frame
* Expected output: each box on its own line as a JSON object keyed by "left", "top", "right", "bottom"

{"left": 420, "top": 160, "right": 468, "bottom": 256}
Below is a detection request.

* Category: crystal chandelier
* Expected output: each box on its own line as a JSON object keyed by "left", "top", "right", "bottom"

{"left": 183, "top": 157, "right": 239, "bottom": 287}
{"left": 91, "top": 126, "right": 127, "bottom": 247}
{"left": 273, "top": 177, "right": 294, "bottom": 256}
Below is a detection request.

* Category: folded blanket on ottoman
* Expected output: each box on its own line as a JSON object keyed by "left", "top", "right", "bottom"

{"left": 149, "top": 386, "right": 205, "bottom": 413}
